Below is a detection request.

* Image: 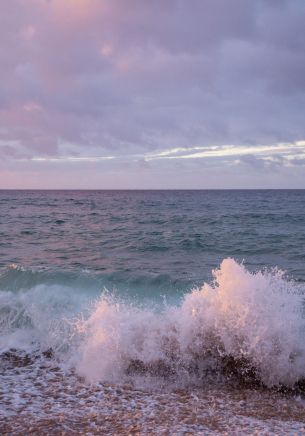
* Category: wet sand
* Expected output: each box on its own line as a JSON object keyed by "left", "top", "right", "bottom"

{"left": 1, "top": 357, "right": 305, "bottom": 435}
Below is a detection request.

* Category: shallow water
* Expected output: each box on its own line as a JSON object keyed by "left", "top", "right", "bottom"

{"left": 1, "top": 190, "right": 305, "bottom": 433}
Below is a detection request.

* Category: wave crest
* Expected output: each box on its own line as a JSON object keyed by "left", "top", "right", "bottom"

{"left": 75, "top": 258, "right": 305, "bottom": 388}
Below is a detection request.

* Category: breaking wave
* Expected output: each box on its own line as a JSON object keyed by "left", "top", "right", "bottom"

{"left": 1, "top": 258, "right": 305, "bottom": 389}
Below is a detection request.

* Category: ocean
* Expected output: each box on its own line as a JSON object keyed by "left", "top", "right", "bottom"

{"left": 1, "top": 190, "right": 305, "bottom": 434}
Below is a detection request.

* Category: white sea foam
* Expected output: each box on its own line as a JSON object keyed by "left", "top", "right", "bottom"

{"left": 0, "top": 284, "right": 89, "bottom": 354}
{"left": 1, "top": 259, "right": 305, "bottom": 388}
{"left": 75, "top": 258, "right": 305, "bottom": 387}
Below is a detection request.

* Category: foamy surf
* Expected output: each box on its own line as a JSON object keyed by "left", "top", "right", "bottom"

{"left": 73, "top": 258, "right": 305, "bottom": 389}
{"left": 1, "top": 258, "right": 305, "bottom": 389}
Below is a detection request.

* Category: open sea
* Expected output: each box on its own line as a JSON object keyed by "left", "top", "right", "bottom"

{"left": 1, "top": 189, "right": 305, "bottom": 434}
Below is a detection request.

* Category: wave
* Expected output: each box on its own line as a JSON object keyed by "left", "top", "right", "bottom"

{"left": 0, "top": 264, "right": 189, "bottom": 299}
{"left": 1, "top": 259, "right": 305, "bottom": 389}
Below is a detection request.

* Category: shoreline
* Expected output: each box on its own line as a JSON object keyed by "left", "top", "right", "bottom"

{"left": 1, "top": 359, "right": 305, "bottom": 435}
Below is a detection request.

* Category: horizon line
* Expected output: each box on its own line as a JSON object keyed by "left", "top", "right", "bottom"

{"left": 1, "top": 188, "right": 305, "bottom": 191}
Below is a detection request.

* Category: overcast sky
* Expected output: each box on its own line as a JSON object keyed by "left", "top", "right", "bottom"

{"left": 1, "top": 0, "right": 305, "bottom": 188}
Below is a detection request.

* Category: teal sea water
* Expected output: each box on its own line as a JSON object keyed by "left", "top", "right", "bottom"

{"left": 2, "top": 190, "right": 305, "bottom": 432}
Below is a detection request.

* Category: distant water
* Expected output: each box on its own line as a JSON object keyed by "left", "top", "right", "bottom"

{"left": 1, "top": 190, "right": 305, "bottom": 433}
{"left": 1, "top": 190, "right": 305, "bottom": 287}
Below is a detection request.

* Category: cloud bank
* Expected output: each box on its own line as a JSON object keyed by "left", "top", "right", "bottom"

{"left": 0, "top": 0, "right": 305, "bottom": 188}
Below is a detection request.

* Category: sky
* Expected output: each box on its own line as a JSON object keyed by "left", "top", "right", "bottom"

{"left": 0, "top": 0, "right": 305, "bottom": 189}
